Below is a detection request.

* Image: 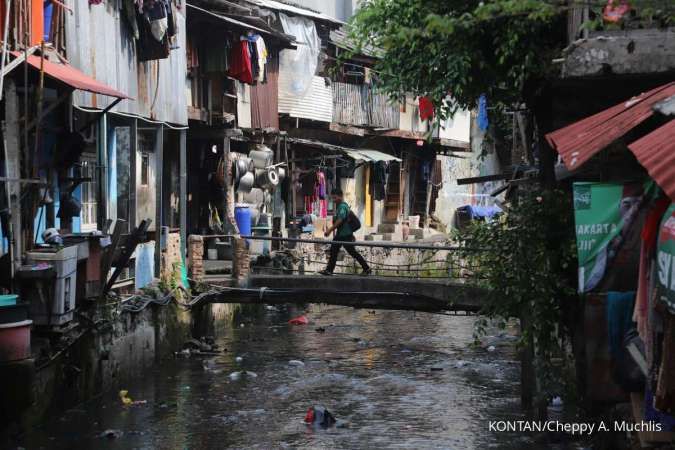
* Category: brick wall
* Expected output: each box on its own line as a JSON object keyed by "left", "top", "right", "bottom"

{"left": 187, "top": 235, "right": 204, "bottom": 281}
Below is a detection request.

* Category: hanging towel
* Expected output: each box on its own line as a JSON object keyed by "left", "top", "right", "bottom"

{"left": 253, "top": 34, "right": 268, "bottom": 83}
{"left": 228, "top": 39, "right": 253, "bottom": 84}
{"left": 478, "top": 94, "right": 489, "bottom": 131}
{"left": 419, "top": 97, "right": 434, "bottom": 121}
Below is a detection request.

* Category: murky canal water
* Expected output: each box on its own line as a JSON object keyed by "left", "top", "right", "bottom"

{"left": 19, "top": 304, "right": 554, "bottom": 449}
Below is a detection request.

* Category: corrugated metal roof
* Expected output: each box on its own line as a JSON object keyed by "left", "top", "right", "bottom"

{"left": 627, "top": 119, "right": 675, "bottom": 201}
{"left": 187, "top": 4, "right": 295, "bottom": 44}
{"left": 654, "top": 95, "right": 675, "bottom": 116}
{"left": 13, "top": 53, "right": 129, "bottom": 98}
{"left": 286, "top": 137, "right": 401, "bottom": 162}
{"left": 545, "top": 82, "right": 675, "bottom": 170}
{"left": 329, "top": 28, "right": 382, "bottom": 58}
{"left": 244, "top": 0, "right": 345, "bottom": 25}
{"left": 278, "top": 75, "right": 333, "bottom": 122}
{"left": 352, "top": 149, "right": 401, "bottom": 162}
{"left": 65, "top": 0, "right": 188, "bottom": 125}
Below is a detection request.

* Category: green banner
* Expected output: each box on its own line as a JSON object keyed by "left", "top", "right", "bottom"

{"left": 657, "top": 203, "right": 675, "bottom": 314}
{"left": 573, "top": 181, "right": 654, "bottom": 293}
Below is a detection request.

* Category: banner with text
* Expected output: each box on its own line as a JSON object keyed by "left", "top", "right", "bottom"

{"left": 657, "top": 203, "right": 675, "bottom": 314}
{"left": 573, "top": 181, "right": 654, "bottom": 293}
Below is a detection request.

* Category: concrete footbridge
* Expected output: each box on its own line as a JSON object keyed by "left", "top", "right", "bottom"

{"left": 189, "top": 236, "right": 487, "bottom": 314}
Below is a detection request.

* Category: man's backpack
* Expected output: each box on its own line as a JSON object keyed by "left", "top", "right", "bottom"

{"left": 346, "top": 210, "right": 361, "bottom": 232}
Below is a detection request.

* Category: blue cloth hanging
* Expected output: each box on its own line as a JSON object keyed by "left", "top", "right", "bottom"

{"left": 477, "top": 94, "right": 489, "bottom": 131}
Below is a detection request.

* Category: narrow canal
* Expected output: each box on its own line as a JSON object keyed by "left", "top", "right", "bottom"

{"left": 19, "top": 304, "right": 555, "bottom": 449}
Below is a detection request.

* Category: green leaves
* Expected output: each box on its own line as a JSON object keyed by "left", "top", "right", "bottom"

{"left": 453, "top": 187, "right": 578, "bottom": 397}
{"left": 348, "top": 0, "right": 566, "bottom": 117}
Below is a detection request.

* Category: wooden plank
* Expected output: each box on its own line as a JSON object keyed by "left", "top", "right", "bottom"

{"left": 329, "top": 122, "right": 366, "bottom": 136}
{"left": 457, "top": 174, "right": 509, "bottom": 185}
{"left": 103, "top": 219, "right": 150, "bottom": 296}
{"left": 99, "top": 219, "right": 124, "bottom": 298}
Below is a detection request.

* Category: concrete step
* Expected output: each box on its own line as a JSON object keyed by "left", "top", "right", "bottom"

{"left": 377, "top": 223, "right": 401, "bottom": 234}
{"left": 408, "top": 228, "right": 425, "bottom": 239}
{"left": 365, "top": 234, "right": 383, "bottom": 241}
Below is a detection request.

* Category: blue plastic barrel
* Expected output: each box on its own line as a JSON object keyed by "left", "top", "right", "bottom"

{"left": 234, "top": 204, "right": 252, "bottom": 243}
{"left": 0, "top": 294, "right": 18, "bottom": 306}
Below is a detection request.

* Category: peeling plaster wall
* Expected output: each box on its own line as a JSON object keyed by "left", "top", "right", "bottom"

{"left": 562, "top": 28, "right": 675, "bottom": 78}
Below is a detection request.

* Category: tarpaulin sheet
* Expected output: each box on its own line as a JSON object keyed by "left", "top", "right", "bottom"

{"left": 278, "top": 13, "right": 320, "bottom": 99}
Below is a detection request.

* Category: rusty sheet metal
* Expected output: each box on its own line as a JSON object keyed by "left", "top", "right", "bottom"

{"left": 244, "top": 0, "right": 344, "bottom": 25}
{"left": 545, "top": 81, "right": 675, "bottom": 170}
{"left": 333, "top": 82, "right": 399, "bottom": 129}
{"left": 627, "top": 119, "right": 675, "bottom": 201}
{"left": 65, "top": 0, "right": 188, "bottom": 125}
{"left": 333, "top": 81, "right": 368, "bottom": 126}
{"left": 14, "top": 52, "right": 129, "bottom": 98}
{"left": 369, "top": 90, "right": 399, "bottom": 129}
{"left": 250, "top": 55, "right": 279, "bottom": 129}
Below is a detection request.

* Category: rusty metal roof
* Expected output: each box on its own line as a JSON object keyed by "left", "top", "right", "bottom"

{"left": 18, "top": 53, "right": 129, "bottom": 99}
{"left": 628, "top": 119, "right": 675, "bottom": 201}
{"left": 545, "top": 81, "right": 675, "bottom": 170}
{"left": 187, "top": 3, "right": 296, "bottom": 45}
{"left": 244, "top": 0, "right": 345, "bottom": 25}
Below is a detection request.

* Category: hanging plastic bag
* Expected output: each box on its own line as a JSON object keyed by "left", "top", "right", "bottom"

{"left": 278, "top": 13, "right": 320, "bottom": 98}
{"left": 288, "top": 315, "right": 309, "bottom": 325}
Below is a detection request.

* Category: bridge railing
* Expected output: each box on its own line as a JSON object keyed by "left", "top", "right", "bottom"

{"left": 188, "top": 234, "right": 484, "bottom": 282}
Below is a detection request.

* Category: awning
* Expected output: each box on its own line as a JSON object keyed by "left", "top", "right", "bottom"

{"left": 545, "top": 81, "right": 675, "bottom": 170}
{"left": 286, "top": 137, "right": 401, "bottom": 162}
{"left": 341, "top": 148, "right": 401, "bottom": 163}
{"left": 14, "top": 52, "right": 129, "bottom": 99}
{"left": 628, "top": 120, "right": 675, "bottom": 200}
{"left": 187, "top": 4, "right": 296, "bottom": 45}
{"left": 243, "top": 0, "right": 345, "bottom": 25}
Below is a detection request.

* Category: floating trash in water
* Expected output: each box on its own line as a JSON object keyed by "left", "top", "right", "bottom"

{"left": 99, "top": 429, "right": 123, "bottom": 439}
{"left": 229, "top": 371, "right": 257, "bottom": 381}
{"left": 288, "top": 315, "right": 309, "bottom": 325}
{"left": 487, "top": 346, "right": 496, "bottom": 352}
{"left": 304, "top": 406, "right": 336, "bottom": 428}
{"left": 315, "top": 327, "right": 326, "bottom": 333}
{"left": 202, "top": 359, "right": 224, "bottom": 374}
{"left": 288, "top": 360, "right": 305, "bottom": 367}
{"left": 235, "top": 356, "right": 243, "bottom": 363}
{"left": 119, "top": 390, "right": 146, "bottom": 406}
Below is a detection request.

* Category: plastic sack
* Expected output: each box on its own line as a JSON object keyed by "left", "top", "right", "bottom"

{"left": 288, "top": 315, "right": 309, "bottom": 325}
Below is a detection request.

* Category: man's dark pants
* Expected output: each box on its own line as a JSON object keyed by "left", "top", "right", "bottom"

{"left": 325, "top": 234, "right": 370, "bottom": 273}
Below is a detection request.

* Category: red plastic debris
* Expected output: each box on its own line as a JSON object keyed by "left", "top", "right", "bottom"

{"left": 288, "top": 315, "right": 309, "bottom": 325}
{"left": 304, "top": 407, "right": 315, "bottom": 423}
{"left": 603, "top": 0, "right": 630, "bottom": 23}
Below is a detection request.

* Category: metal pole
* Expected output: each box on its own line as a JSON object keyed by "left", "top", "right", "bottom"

{"left": 179, "top": 129, "right": 187, "bottom": 261}
{"left": 154, "top": 124, "right": 164, "bottom": 278}
{"left": 0, "top": 0, "right": 11, "bottom": 101}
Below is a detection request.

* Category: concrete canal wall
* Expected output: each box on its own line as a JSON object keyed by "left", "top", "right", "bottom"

{"left": 1, "top": 301, "right": 238, "bottom": 439}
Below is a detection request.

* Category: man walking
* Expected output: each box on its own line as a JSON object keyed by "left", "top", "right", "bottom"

{"left": 319, "top": 188, "right": 371, "bottom": 276}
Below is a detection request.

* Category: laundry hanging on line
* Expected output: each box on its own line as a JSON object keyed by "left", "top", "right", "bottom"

{"left": 228, "top": 34, "right": 269, "bottom": 85}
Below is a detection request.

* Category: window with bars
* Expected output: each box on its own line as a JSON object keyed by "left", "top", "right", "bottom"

{"left": 80, "top": 157, "right": 98, "bottom": 231}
